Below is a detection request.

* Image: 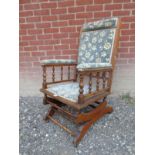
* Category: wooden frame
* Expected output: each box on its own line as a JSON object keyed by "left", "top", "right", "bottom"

{"left": 40, "top": 18, "right": 121, "bottom": 146}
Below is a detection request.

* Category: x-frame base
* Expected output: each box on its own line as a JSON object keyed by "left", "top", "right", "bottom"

{"left": 43, "top": 97, "right": 113, "bottom": 147}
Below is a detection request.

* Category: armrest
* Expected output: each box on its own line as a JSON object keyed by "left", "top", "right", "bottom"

{"left": 41, "top": 59, "right": 77, "bottom": 88}
{"left": 77, "top": 63, "right": 112, "bottom": 72}
{"left": 40, "top": 59, "right": 77, "bottom": 66}
{"left": 77, "top": 63, "right": 113, "bottom": 104}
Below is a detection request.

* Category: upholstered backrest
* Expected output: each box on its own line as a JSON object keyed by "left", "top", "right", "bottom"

{"left": 77, "top": 17, "right": 119, "bottom": 69}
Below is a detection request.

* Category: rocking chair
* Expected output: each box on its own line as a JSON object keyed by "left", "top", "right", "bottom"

{"left": 40, "top": 17, "right": 121, "bottom": 146}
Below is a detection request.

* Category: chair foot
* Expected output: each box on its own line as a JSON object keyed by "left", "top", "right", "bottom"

{"left": 43, "top": 115, "right": 49, "bottom": 123}
{"left": 73, "top": 121, "right": 93, "bottom": 146}
{"left": 103, "top": 96, "right": 107, "bottom": 102}
{"left": 43, "top": 95, "right": 49, "bottom": 105}
{"left": 43, "top": 106, "right": 57, "bottom": 122}
{"left": 43, "top": 98, "right": 47, "bottom": 105}
{"left": 106, "top": 105, "right": 113, "bottom": 114}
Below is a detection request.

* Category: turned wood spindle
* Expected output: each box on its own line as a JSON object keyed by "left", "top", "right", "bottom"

{"left": 89, "top": 73, "right": 92, "bottom": 93}
{"left": 96, "top": 72, "right": 100, "bottom": 91}
{"left": 102, "top": 72, "right": 106, "bottom": 89}
{"left": 61, "top": 66, "right": 63, "bottom": 81}
{"left": 52, "top": 66, "right": 55, "bottom": 82}
{"left": 79, "top": 74, "right": 84, "bottom": 95}
{"left": 42, "top": 66, "right": 47, "bottom": 89}
{"left": 107, "top": 70, "right": 113, "bottom": 89}
{"left": 78, "top": 74, "right": 84, "bottom": 104}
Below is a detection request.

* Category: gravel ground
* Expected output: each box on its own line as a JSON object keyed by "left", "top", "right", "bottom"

{"left": 19, "top": 96, "right": 135, "bottom": 155}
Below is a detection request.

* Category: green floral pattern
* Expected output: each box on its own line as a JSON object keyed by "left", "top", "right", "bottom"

{"left": 47, "top": 82, "right": 96, "bottom": 102}
{"left": 40, "top": 59, "right": 76, "bottom": 65}
{"left": 78, "top": 29, "right": 115, "bottom": 65}
{"left": 77, "top": 17, "right": 118, "bottom": 70}
{"left": 77, "top": 63, "right": 112, "bottom": 71}
{"left": 82, "top": 17, "right": 118, "bottom": 31}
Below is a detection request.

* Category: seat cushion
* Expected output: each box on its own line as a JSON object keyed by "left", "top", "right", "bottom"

{"left": 47, "top": 82, "right": 95, "bottom": 102}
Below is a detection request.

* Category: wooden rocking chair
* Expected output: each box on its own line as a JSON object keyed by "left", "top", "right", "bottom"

{"left": 40, "top": 17, "right": 121, "bottom": 146}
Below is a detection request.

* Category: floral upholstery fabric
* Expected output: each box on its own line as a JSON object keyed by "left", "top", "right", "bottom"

{"left": 77, "top": 17, "right": 118, "bottom": 70}
{"left": 40, "top": 18, "right": 118, "bottom": 70}
{"left": 47, "top": 82, "right": 96, "bottom": 102}
{"left": 82, "top": 17, "right": 118, "bottom": 31}
{"left": 77, "top": 63, "right": 112, "bottom": 71}
{"left": 40, "top": 59, "right": 76, "bottom": 65}
{"left": 78, "top": 29, "right": 115, "bottom": 65}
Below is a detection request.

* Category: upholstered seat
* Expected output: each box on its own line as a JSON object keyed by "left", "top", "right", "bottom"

{"left": 47, "top": 82, "right": 96, "bottom": 102}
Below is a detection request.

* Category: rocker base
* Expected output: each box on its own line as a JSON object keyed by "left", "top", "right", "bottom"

{"left": 44, "top": 100, "right": 113, "bottom": 147}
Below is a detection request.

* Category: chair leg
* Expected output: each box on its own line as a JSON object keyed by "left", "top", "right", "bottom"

{"left": 43, "top": 95, "right": 49, "bottom": 105}
{"left": 103, "top": 96, "right": 107, "bottom": 102}
{"left": 73, "top": 102, "right": 113, "bottom": 146}
{"left": 43, "top": 99, "right": 113, "bottom": 146}
{"left": 44, "top": 106, "right": 57, "bottom": 122}
{"left": 43, "top": 96, "right": 47, "bottom": 105}
{"left": 73, "top": 120, "right": 93, "bottom": 147}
